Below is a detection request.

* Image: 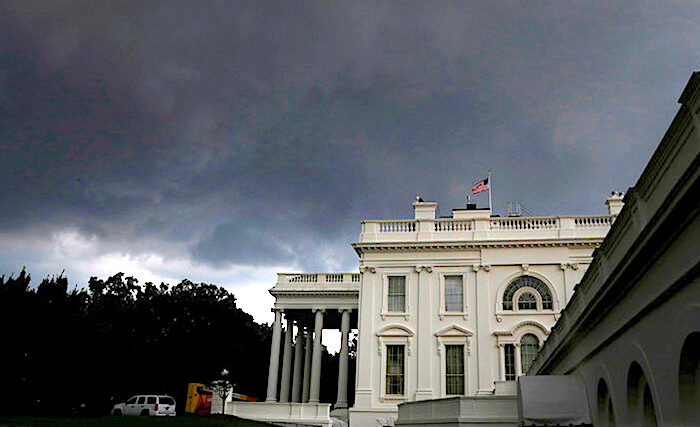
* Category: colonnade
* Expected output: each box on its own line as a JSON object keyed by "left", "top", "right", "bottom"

{"left": 266, "top": 308, "right": 352, "bottom": 409}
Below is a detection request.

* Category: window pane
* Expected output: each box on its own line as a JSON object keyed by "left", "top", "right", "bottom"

{"left": 445, "top": 345, "right": 465, "bottom": 395}
{"left": 388, "top": 276, "right": 406, "bottom": 312}
{"left": 386, "top": 345, "right": 404, "bottom": 395}
{"left": 147, "top": 397, "right": 156, "bottom": 404}
{"left": 445, "top": 275, "right": 463, "bottom": 312}
{"left": 520, "top": 334, "right": 540, "bottom": 374}
{"left": 505, "top": 344, "right": 516, "bottom": 381}
{"left": 518, "top": 292, "right": 537, "bottom": 310}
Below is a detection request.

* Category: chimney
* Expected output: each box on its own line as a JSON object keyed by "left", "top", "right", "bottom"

{"left": 413, "top": 200, "right": 437, "bottom": 220}
{"left": 606, "top": 192, "right": 624, "bottom": 215}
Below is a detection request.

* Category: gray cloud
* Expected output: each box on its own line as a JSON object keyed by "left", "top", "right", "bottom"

{"left": 1, "top": 0, "right": 698, "bottom": 280}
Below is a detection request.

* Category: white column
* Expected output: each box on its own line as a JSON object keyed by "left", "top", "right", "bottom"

{"left": 497, "top": 344, "right": 506, "bottom": 382}
{"left": 474, "top": 265, "right": 494, "bottom": 394}
{"left": 266, "top": 309, "right": 283, "bottom": 401}
{"left": 309, "top": 308, "right": 324, "bottom": 403}
{"left": 335, "top": 309, "right": 351, "bottom": 409}
{"left": 279, "top": 319, "right": 294, "bottom": 403}
{"left": 415, "top": 266, "right": 434, "bottom": 401}
{"left": 291, "top": 323, "right": 304, "bottom": 402}
{"left": 354, "top": 268, "right": 375, "bottom": 408}
{"left": 302, "top": 326, "right": 313, "bottom": 402}
{"left": 514, "top": 344, "right": 522, "bottom": 377}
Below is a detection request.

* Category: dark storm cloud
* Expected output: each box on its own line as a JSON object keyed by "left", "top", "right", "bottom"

{"left": 1, "top": 1, "right": 698, "bottom": 274}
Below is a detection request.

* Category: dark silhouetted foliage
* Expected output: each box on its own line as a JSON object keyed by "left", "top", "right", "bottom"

{"left": 0, "top": 270, "right": 279, "bottom": 416}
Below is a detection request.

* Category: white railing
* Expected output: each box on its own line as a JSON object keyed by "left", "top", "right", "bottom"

{"left": 490, "top": 217, "right": 559, "bottom": 230}
{"left": 326, "top": 274, "right": 343, "bottom": 282}
{"left": 281, "top": 273, "right": 360, "bottom": 284}
{"left": 434, "top": 219, "right": 473, "bottom": 231}
{"left": 289, "top": 274, "right": 318, "bottom": 283}
{"left": 378, "top": 220, "right": 416, "bottom": 233}
{"left": 359, "top": 214, "right": 615, "bottom": 243}
{"left": 574, "top": 215, "right": 614, "bottom": 228}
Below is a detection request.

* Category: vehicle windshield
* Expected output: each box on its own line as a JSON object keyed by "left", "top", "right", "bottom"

{"left": 159, "top": 397, "right": 175, "bottom": 405}
{"left": 126, "top": 397, "right": 137, "bottom": 404}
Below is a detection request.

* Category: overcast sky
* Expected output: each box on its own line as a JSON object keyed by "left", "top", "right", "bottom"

{"left": 1, "top": 1, "right": 698, "bottom": 329}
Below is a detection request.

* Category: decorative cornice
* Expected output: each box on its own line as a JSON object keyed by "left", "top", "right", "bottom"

{"left": 269, "top": 290, "right": 359, "bottom": 298}
{"left": 352, "top": 238, "right": 603, "bottom": 255}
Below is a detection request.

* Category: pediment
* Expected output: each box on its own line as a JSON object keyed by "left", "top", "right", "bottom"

{"left": 376, "top": 324, "right": 414, "bottom": 337}
{"left": 434, "top": 325, "right": 473, "bottom": 337}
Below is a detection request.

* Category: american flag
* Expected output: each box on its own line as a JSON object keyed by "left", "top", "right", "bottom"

{"left": 471, "top": 178, "right": 489, "bottom": 194}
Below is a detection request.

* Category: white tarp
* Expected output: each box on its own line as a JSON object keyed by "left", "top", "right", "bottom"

{"left": 518, "top": 375, "right": 591, "bottom": 426}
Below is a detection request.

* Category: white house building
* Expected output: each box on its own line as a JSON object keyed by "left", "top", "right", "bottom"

{"left": 347, "top": 198, "right": 619, "bottom": 426}
{"left": 227, "top": 196, "right": 620, "bottom": 426}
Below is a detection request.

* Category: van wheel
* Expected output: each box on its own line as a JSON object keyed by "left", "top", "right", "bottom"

{"left": 141, "top": 409, "right": 150, "bottom": 416}
{"left": 112, "top": 409, "right": 122, "bottom": 416}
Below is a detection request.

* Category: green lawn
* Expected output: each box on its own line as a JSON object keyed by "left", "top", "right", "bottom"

{"left": 0, "top": 415, "right": 272, "bottom": 426}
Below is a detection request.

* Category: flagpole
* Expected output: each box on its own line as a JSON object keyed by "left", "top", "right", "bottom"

{"left": 488, "top": 170, "right": 493, "bottom": 213}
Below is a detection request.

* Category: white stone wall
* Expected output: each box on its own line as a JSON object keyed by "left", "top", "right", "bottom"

{"left": 350, "top": 243, "right": 595, "bottom": 425}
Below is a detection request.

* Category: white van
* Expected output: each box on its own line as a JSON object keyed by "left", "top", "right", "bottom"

{"left": 112, "top": 395, "right": 176, "bottom": 416}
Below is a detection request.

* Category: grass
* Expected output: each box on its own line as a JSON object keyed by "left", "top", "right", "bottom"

{"left": 0, "top": 415, "right": 272, "bottom": 426}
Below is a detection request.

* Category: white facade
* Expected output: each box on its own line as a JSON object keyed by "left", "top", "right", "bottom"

{"left": 349, "top": 202, "right": 617, "bottom": 426}
{"left": 250, "top": 197, "right": 620, "bottom": 426}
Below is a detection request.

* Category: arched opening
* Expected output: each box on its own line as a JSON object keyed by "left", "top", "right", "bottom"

{"left": 679, "top": 332, "right": 700, "bottom": 424}
{"left": 597, "top": 378, "right": 615, "bottom": 427}
{"left": 642, "top": 384, "right": 657, "bottom": 427}
{"left": 502, "top": 276, "right": 553, "bottom": 311}
{"left": 520, "top": 334, "right": 540, "bottom": 374}
{"left": 627, "top": 362, "right": 656, "bottom": 426}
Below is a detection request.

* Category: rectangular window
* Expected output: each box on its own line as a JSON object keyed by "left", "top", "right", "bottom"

{"left": 386, "top": 344, "right": 405, "bottom": 395}
{"left": 159, "top": 397, "right": 175, "bottom": 405}
{"left": 387, "top": 276, "right": 406, "bottom": 312}
{"left": 444, "top": 275, "right": 463, "bottom": 312}
{"left": 445, "top": 345, "right": 465, "bottom": 395}
{"left": 504, "top": 344, "right": 516, "bottom": 381}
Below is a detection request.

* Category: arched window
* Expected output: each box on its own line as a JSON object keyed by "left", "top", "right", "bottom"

{"left": 679, "top": 332, "right": 700, "bottom": 424}
{"left": 520, "top": 334, "right": 540, "bottom": 374}
{"left": 627, "top": 362, "right": 657, "bottom": 426}
{"left": 502, "top": 276, "right": 553, "bottom": 310}
{"left": 597, "top": 379, "right": 615, "bottom": 427}
{"left": 518, "top": 292, "right": 537, "bottom": 310}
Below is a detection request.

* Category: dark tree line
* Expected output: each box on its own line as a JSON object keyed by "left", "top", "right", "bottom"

{"left": 0, "top": 269, "right": 353, "bottom": 416}
{"left": 0, "top": 270, "right": 275, "bottom": 416}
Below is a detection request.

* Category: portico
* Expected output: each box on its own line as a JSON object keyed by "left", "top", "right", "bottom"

{"left": 237, "top": 273, "right": 359, "bottom": 425}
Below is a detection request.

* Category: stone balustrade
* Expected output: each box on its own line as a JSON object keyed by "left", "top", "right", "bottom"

{"left": 358, "top": 214, "right": 616, "bottom": 243}
{"left": 279, "top": 273, "right": 360, "bottom": 285}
